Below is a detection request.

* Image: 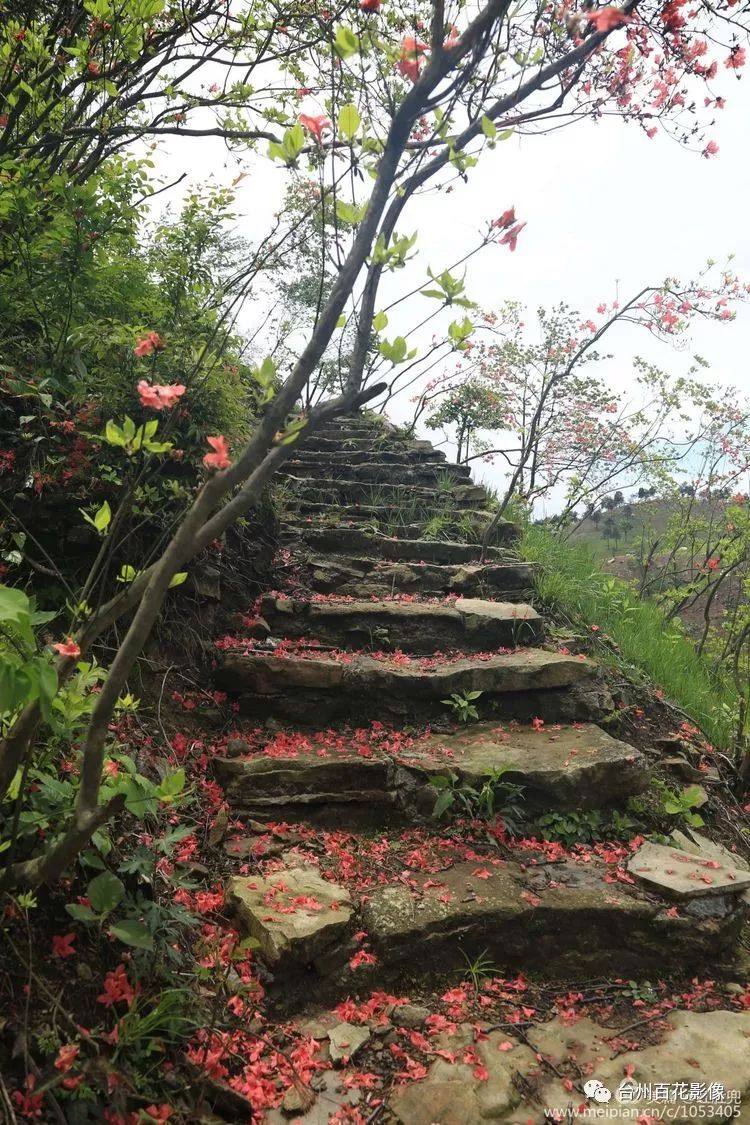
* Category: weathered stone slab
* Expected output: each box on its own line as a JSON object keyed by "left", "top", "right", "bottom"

{"left": 297, "top": 526, "right": 517, "bottom": 562}
{"left": 670, "top": 827, "right": 750, "bottom": 870}
{"left": 227, "top": 867, "right": 352, "bottom": 965}
{"left": 361, "top": 860, "right": 744, "bottom": 976}
{"left": 284, "top": 476, "right": 486, "bottom": 509}
{"left": 531, "top": 1011, "right": 750, "bottom": 1120}
{"left": 327, "top": 1022, "right": 370, "bottom": 1063}
{"left": 390, "top": 1011, "right": 750, "bottom": 1124}
{"left": 215, "top": 648, "right": 606, "bottom": 724}
{"left": 218, "top": 648, "right": 595, "bottom": 699}
{"left": 215, "top": 753, "right": 391, "bottom": 798}
{"left": 627, "top": 841, "right": 750, "bottom": 899}
{"left": 266, "top": 1071, "right": 362, "bottom": 1125}
{"left": 302, "top": 554, "right": 535, "bottom": 599}
{"left": 285, "top": 448, "right": 450, "bottom": 467}
{"left": 399, "top": 721, "right": 649, "bottom": 808}
{"left": 282, "top": 459, "right": 471, "bottom": 485}
{"left": 214, "top": 754, "right": 397, "bottom": 815}
{"left": 260, "top": 594, "right": 541, "bottom": 652}
{"left": 390, "top": 1026, "right": 536, "bottom": 1124}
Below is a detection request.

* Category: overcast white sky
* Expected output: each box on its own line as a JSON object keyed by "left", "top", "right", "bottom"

{"left": 156, "top": 65, "right": 750, "bottom": 502}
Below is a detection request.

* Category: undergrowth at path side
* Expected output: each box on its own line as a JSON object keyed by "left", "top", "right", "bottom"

{"left": 520, "top": 525, "right": 742, "bottom": 750}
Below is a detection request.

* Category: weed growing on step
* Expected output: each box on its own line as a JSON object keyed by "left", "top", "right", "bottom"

{"left": 655, "top": 780, "right": 707, "bottom": 828}
{"left": 422, "top": 513, "right": 453, "bottom": 541}
{"left": 623, "top": 979, "right": 659, "bottom": 1004}
{"left": 430, "top": 766, "right": 526, "bottom": 831}
{"left": 436, "top": 470, "right": 463, "bottom": 492}
{"left": 461, "top": 948, "right": 499, "bottom": 994}
{"left": 441, "top": 690, "right": 483, "bottom": 723}
{"left": 534, "top": 807, "right": 641, "bottom": 848}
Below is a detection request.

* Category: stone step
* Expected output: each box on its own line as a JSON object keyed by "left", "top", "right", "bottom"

{"left": 360, "top": 855, "right": 747, "bottom": 978}
{"left": 214, "top": 721, "right": 649, "bottom": 821}
{"left": 214, "top": 647, "right": 608, "bottom": 723}
{"left": 282, "top": 509, "right": 495, "bottom": 539}
{"left": 262, "top": 1009, "right": 750, "bottom": 1125}
{"left": 279, "top": 460, "right": 471, "bottom": 486}
{"left": 300, "top": 553, "right": 535, "bottom": 599}
{"left": 292, "top": 526, "right": 519, "bottom": 563}
{"left": 399, "top": 720, "right": 649, "bottom": 808}
{"left": 227, "top": 846, "right": 748, "bottom": 982}
{"left": 284, "top": 448, "right": 452, "bottom": 468}
{"left": 259, "top": 594, "right": 542, "bottom": 652}
{"left": 313, "top": 423, "right": 384, "bottom": 439}
{"left": 387, "top": 1010, "right": 750, "bottom": 1125}
{"left": 296, "top": 436, "right": 443, "bottom": 457}
{"left": 280, "top": 476, "right": 488, "bottom": 509}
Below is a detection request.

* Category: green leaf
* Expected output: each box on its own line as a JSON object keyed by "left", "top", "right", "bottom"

{"left": 253, "top": 356, "right": 276, "bottom": 387}
{"left": 481, "top": 115, "right": 497, "bottom": 139}
{"left": 110, "top": 919, "right": 154, "bottom": 951}
{"left": 277, "top": 417, "right": 307, "bottom": 446}
{"left": 168, "top": 572, "right": 188, "bottom": 589}
{"left": 282, "top": 124, "right": 305, "bottom": 161}
{"left": 87, "top": 871, "right": 125, "bottom": 915}
{"left": 433, "top": 789, "right": 455, "bottom": 818}
{"left": 65, "top": 903, "right": 97, "bottom": 922}
{"left": 379, "top": 336, "right": 416, "bottom": 365}
{"left": 155, "top": 768, "right": 186, "bottom": 805}
{"left": 116, "top": 564, "right": 139, "bottom": 584}
{"left": 0, "top": 586, "right": 31, "bottom": 630}
{"left": 93, "top": 500, "right": 111, "bottom": 532}
{"left": 372, "top": 311, "right": 388, "bottom": 332}
{"left": 104, "top": 419, "right": 126, "bottom": 447}
{"left": 33, "top": 657, "right": 58, "bottom": 721}
{"left": 338, "top": 103, "right": 360, "bottom": 140}
{"left": 335, "top": 198, "right": 366, "bottom": 225}
{"left": 428, "top": 774, "right": 451, "bottom": 789}
{"left": 333, "top": 25, "right": 360, "bottom": 59}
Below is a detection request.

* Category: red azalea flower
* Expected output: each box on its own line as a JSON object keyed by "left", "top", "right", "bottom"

{"left": 203, "top": 435, "right": 231, "bottom": 470}
{"left": 298, "top": 112, "right": 331, "bottom": 143}
{"left": 52, "top": 933, "right": 77, "bottom": 958}
{"left": 492, "top": 206, "right": 516, "bottom": 230}
{"left": 137, "top": 379, "right": 186, "bottom": 410}
{"left": 53, "top": 638, "right": 81, "bottom": 658}
{"left": 499, "top": 221, "right": 526, "bottom": 251}
{"left": 360, "top": 0, "right": 381, "bottom": 10}
{"left": 587, "top": 7, "right": 634, "bottom": 32}
{"left": 142, "top": 1106, "right": 173, "bottom": 1123}
{"left": 97, "top": 964, "right": 135, "bottom": 1008}
{"left": 396, "top": 35, "right": 429, "bottom": 82}
{"left": 55, "top": 1044, "right": 79, "bottom": 1072}
{"left": 133, "top": 331, "right": 165, "bottom": 358}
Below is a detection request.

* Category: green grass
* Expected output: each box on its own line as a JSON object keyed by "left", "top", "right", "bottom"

{"left": 520, "top": 524, "right": 742, "bottom": 750}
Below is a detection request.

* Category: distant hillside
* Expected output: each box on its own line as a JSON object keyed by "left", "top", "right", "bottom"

{"left": 566, "top": 496, "right": 716, "bottom": 558}
{"left": 564, "top": 495, "right": 745, "bottom": 640}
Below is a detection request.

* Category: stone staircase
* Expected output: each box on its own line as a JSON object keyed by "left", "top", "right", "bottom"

{"left": 208, "top": 413, "right": 750, "bottom": 1122}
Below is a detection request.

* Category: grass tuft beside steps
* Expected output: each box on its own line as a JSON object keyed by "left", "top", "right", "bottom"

{"left": 520, "top": 525, "right": 741, "bottom": 749}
